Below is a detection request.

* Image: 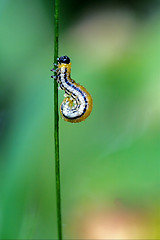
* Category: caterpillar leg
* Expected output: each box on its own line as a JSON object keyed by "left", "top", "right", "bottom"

{"left": 50, "top": 68, "right": 57, "bottom": 73}
{"left": 50, "top": 63, "right": 58, "bottom": 77}
{"left": 51, "top": 75, "right": 57, "bottom": 79}
{"left": 51, "top": 69, "right": 61, "bottom": 85}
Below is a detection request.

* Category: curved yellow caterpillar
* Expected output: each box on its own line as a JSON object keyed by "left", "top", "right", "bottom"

{"left": 52, "top": 56, "right": 93, "bottom": 123}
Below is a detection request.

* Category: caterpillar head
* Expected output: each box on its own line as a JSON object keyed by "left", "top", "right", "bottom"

{"left": 58, "top": 56, "right": 70, "bottom": 64}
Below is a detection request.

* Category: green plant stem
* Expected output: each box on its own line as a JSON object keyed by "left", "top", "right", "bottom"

{"left": 54, "top": 0, "right": 62, "bottom": 239}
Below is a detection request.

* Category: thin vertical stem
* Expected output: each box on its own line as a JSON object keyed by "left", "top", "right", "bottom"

{"left": 54, "top": 0, "right": 62, "bottom": 239}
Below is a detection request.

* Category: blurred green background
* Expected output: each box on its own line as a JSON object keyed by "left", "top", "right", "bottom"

{"left": 0, "top": 0, "right": 160, "bottom": 239}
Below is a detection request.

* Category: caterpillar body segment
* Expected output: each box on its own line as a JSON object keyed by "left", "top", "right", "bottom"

{"left": 53, "top": 56, "right": 93, "bottom": 123}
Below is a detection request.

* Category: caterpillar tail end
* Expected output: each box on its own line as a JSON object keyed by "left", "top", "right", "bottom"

{"left": 60, "top": 95, "right": 93, "bottom": 123}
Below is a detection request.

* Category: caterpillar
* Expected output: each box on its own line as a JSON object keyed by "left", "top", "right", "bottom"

{"left": 51, "top": 56, "right": 93, "bottom": 123}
